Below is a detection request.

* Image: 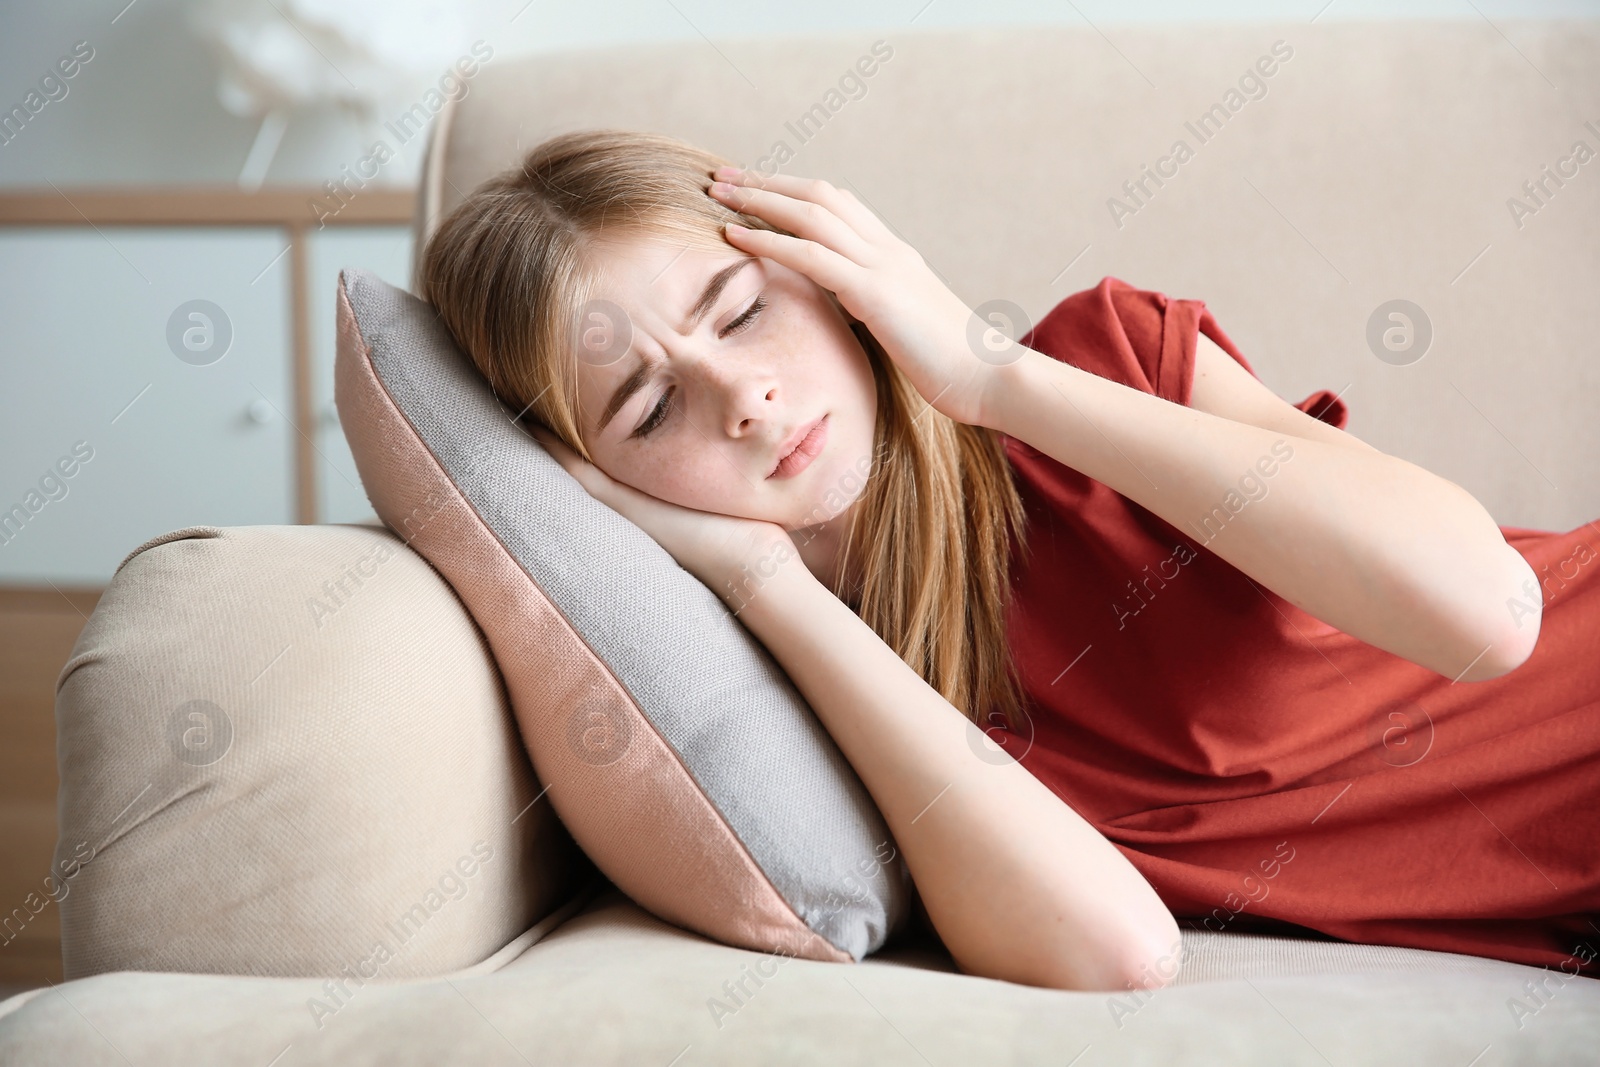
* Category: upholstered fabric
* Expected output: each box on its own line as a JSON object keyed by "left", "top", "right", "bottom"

{"left": 51, "top": 523, "right": 588, "bottom": 979}
{"left": 5, "top": 890, "right": 1598, "bottom": 1065}
{"left": 417, "top": 20, "right": 1600, "bottom": 535}
{"left": 334, "top": 267, "right": 909, "bottom": 963}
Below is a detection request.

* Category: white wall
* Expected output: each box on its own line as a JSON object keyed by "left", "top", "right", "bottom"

{"left": 0, "top": 0, "right": 1595, "bottom": 190}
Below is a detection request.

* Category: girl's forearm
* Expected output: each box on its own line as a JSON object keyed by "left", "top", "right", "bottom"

{"left": 983, "top": 348, "right": 1540, "bottom": 680}
{"left": 732, "top": 548, "right": 1181, "bottom": 992}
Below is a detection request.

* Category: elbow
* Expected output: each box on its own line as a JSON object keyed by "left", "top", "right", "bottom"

{"left": 1469, "top": 623, "right": 1539, "bottom": 681}
{"left": 943, "top": 881, "right": 1186, "bottom": 993}
{"left": 1451, "top": 616, "right": 1539, "bottom": 682}
{"left": 1454, "top": 549, "right": 1542, "bottom": 682}
{"left": 1108, "top": 912, "right": 1186, "bottom": 993}
{"left": 1034, "top": 911, "right": 1186, "bottom": 994}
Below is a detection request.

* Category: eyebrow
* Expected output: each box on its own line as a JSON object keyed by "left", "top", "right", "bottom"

{"left": 595, "top": 258, "right": 754, "bottom": 436}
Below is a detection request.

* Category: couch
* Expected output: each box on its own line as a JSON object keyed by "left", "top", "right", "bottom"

{"left": 4, "top": 18, "right": 1599, "bottom": 1065}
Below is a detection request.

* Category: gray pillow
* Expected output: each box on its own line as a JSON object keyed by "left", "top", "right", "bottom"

{"left": 334, "top": 266, "right": 910, "bottom": 962}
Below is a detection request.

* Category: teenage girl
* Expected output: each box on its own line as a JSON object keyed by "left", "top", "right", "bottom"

{"left": 420, "top": 128, "right": 1600, "bottom": 992}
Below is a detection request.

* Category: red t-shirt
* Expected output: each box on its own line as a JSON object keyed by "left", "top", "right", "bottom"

{"left": 990, "top": 276, "right": 1600, "bottom": 976}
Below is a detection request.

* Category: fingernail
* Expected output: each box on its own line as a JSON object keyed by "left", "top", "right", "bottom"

{"left": 725, "top": 222, "right": 749, "bottom": 234}
{"left": 715, "top": 166, "right": 743, "bottom": 179}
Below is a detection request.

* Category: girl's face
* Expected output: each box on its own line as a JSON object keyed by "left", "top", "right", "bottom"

{"left": 569, "top": 234, "right": 879, "bottom": 532}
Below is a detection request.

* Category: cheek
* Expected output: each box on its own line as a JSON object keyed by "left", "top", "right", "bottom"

{"left": 623, "top": 443, "right": 743, "bottom": 511}
{"left": 790, "top": 315, "right": 872, "bottom": 409}
{"left": 825, "top": 337, "right": 878, "bottom": 449}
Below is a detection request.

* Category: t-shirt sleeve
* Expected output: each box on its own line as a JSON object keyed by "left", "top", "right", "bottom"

{"left": 1017, "top": 276, "right": 1349, "bottom": 429}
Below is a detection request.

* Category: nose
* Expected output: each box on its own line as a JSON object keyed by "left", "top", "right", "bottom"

{"left": 727, "top": 381, "right": 779, "bottom": 439}
{"left": 688, "top": 354, "right": 778, "bottom": 439}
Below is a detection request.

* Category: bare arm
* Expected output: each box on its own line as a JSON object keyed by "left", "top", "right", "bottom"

{"left": 735, "top": 547, "right": 1182, "bottom": 992}
{"left": 977, "top": 333, "right": 1541, "bottom": 680}
{"left": 701, "top": 166, "right": 1534, "bottom": 671}
{"left": 1188, "top": 332, "right": 1379, "bottom": 454}
{"left": 525, "top": 424, "right": 1181, "bottom": 993}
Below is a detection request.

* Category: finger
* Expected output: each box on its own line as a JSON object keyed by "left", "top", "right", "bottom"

{"left": 722, "top": 222, "right": 865, "bottom": 298}
{"left": 714, "top": 168, "right": 890, "bottom": 248}
{"left": 709, "top": 180, "right": 873, "bottom": 264}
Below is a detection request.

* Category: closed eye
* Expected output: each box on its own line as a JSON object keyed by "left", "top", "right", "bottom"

{"left": 719, "top": 293, "right": 766, "bottom": 339}
{"left": 630, "top": 294, "right": 769, "bottom": 440}
{"left": 631, "top": 386, "right": 674, "bottom": 439}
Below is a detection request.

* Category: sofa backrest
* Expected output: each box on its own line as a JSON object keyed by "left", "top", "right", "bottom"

{"left": 413, "top": 21, "right": 1599, "bottom": 532}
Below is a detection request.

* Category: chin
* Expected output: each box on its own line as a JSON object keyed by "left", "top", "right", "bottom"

{"left": 801, "top": 451, "right": 873, "bottom": 525}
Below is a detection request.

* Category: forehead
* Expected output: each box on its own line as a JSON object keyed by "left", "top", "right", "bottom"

{"left": 588, "top": 232, "right": 740, "bottom": 318}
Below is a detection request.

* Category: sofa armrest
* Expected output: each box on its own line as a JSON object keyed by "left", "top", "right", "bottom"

{"left": 52, "top": 522, "right": 589, "bottom": 980}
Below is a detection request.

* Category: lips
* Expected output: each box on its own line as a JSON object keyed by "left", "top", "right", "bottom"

{"left": 768, "top": 414, "right": 829, "bottom": 480}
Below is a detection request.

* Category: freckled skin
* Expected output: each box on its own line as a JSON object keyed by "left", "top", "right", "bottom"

{"left": 572, "top": 235, "right": 879, "bottom": 571}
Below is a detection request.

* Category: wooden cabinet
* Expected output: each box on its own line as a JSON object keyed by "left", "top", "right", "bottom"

{"left": 0, "top": 589, "right": 97, "bottom": 988}
{"left": 0, "top": 227, "right": 296, "bottom": 582}
{"left": 0, "top": 189, "right": 414, "bottom": 989}
{"left": 307, "top": 226, "right": 412, "bottom": 526}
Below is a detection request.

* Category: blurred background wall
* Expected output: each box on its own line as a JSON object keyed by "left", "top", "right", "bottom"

{"left": 3, "top": 0, "right": 1593, "bottom": 189}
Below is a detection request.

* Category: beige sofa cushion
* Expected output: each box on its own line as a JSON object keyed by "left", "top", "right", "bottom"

{"left": 6, "top": 891, "right": 1598, "bottom": 1065}
{"left": 52, "top": 523, "right": 589, "bottom": 979}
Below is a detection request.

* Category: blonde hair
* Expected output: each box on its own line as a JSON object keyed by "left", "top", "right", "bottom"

{"left": 419, "top": 128, "right": 1030, "bottom": 731}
